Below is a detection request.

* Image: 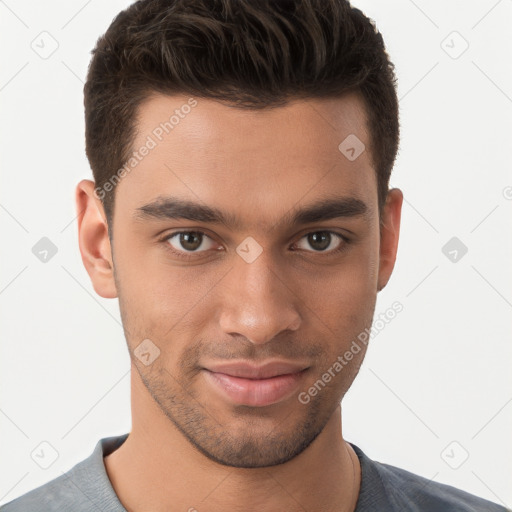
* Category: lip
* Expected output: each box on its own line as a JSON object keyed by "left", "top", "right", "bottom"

{"left": 203, "top": 360, "right": 309, "bottom": 379}
{"left": 202, "top": 361, "right": 309, "bottom": 407}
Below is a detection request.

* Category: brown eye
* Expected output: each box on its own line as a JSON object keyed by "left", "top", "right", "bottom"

{"left": 167, "top": 231, "right": 215, "bottom": 253}
{"left": 295, "top": 231, "right": 344, "bottom": 252}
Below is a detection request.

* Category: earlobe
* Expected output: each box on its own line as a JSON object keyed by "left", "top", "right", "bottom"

{"left": 377, "top": 188, "right": 403, "bottom": 292}
{"left": 75, "top": 179, "right": 118, "bottom": 299}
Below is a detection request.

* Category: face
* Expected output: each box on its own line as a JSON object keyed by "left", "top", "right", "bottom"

{"left": 77, "top": 92, "right": 402, "bottom": 468}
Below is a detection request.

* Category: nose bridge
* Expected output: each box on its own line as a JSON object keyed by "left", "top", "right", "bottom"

{"left": 219, "top": 246, "right": 301, "bottom": 344}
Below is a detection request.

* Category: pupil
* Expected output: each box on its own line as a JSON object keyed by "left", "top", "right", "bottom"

{"left": 180, "top": 232, "right": 202, "bottom": 251}
{"left": 308, "top": 232, "right": 330, "bottom": 251}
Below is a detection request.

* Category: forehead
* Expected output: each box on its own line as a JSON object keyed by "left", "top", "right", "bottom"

{"left": 115, "top": 92, "right": 377, "bottom": 230}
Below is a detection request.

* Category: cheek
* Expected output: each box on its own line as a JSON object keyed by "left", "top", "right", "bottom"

{"left": 339, "top": 233, "right": 380, "bottom": 311}
{"left": 296, "top": 245, "right": 379, "bottom": 359}
{"left": 307, "top": 242, "right": 379, "bottom": 316}
{"left": 114, "top": 229, "right": 215, "bottom": 316}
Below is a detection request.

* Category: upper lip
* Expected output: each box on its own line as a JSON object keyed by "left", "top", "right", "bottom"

{"left": 204, "top": 360, "right": 309, "bottom": 379}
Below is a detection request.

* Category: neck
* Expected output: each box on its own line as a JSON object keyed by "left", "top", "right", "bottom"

{"left": 104, "top": 372, "right": 361, "bottom": 512}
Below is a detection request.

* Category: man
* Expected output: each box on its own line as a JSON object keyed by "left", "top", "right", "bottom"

{"left": 1, "top": 0, "right": 507, "bottom": 510}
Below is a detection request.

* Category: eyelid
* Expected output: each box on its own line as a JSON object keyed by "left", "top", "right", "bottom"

{"left": 293, "top": 231, "right": 348, "bottom": 253}
{"left": 160, "top": 229, "right": 350, "bottom": 261}
{"left": 164, "top": 231, "right": 218, "bottom": 252}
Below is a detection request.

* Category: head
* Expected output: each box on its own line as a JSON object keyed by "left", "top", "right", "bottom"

{"left": 77, "top": 0, "right": 403, "bottom": 468}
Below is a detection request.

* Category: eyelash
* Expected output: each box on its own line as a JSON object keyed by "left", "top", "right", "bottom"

{"left": 159, "top": 230, "right": 351, "bottom": 261}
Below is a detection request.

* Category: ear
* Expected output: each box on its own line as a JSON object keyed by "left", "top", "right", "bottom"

{"left": 377, "top": 188, "right": 403, "bottom": 292}
{"left": 75, "top": 179, "right": 117, "bottom": 298}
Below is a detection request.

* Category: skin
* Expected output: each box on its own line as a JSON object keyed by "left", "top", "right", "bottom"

{"left": 76, "top": 91, "right": 403, "bottom": 512}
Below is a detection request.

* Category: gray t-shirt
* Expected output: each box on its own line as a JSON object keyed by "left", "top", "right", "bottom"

{"left": 0, "top": 433, "right": 508, "bottom": 511}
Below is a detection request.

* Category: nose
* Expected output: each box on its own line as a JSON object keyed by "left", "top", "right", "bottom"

{"left": 218, "top": 247, "right": 302, "bottom": 345}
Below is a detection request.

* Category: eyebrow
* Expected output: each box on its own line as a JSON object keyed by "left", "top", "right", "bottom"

{"left": 133, "top": 195, "right": 372, "bottom": 230}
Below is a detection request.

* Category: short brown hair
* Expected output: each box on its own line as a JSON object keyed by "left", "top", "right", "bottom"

{"left": 84, "top": 0, "right": 399, "bottom": 228}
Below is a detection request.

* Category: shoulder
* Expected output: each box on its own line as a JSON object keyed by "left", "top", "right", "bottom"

{"left": 0, "top": 434, "right": 128, "bottom": 512}
{"left": 375, "top": 461, "right": 508, "bottom": 511}
{"left": 0, "top": 471, "right": 84, "bottom": 512}
{"left": 350, "top": 443, "right": 509, "bottom": 512}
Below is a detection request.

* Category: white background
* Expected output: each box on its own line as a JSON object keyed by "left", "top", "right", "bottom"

{"left": 1, "top": 0, "right": 511, "bottom": 508}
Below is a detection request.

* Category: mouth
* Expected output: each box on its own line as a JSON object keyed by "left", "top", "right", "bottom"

{"left": 202, "top": 361, "right": 309, "bottom": 407}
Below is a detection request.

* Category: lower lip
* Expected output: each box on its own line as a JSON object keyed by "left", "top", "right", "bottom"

{"left": 203, "top": 369, "right": 307, "bottom": 407}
